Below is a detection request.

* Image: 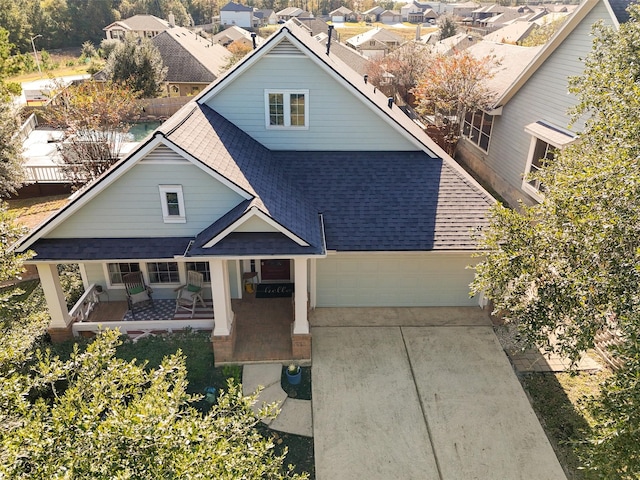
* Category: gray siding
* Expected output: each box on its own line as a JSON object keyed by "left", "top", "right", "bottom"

{"left": 206, "top": 42, "right": 417, "bottom": 151}
{"left": 461, "top": 1, "right": 614, "bottom": 205}
{"left": 48, "top": 149, "right": 244, "bottom": 238}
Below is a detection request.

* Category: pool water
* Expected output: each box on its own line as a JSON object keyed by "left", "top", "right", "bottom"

{"left": 126, "top": 121, "right": 162, "bottom": 141}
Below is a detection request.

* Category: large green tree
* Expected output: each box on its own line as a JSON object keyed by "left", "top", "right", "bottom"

{"left": 0, "top": 329, "right": 307, "bottom": 479}
{"left": 0, "top": 101, "right": 25, "bottom": 196}
{"left": 472, "top": 8, "right": 640, "bottom": 478}
{"left": 103, "top": 34, "right": 167, "bottom": 98}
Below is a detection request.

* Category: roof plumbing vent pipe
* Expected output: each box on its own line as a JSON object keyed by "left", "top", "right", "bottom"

{"left": 388, "top": 97, "right": 393, "bottom": 108}
{"left": 326, "top": 25, "right": 334, "bottom": 55}
{"left": 364, "top": 74, "right": 368, "bottom": 84}
{"left": 251, "top": 32, "right": 257, "bottom": 49}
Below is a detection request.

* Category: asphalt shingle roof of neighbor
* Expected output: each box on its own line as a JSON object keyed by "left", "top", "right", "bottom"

{"left": 152, "top": 27, "right": 230, "bottom": 83}
{"left": 221, "top": 1, "right": 253, "bottom": 11}
{"left": 105, "top": 14, "right": 170, "bottom": 32}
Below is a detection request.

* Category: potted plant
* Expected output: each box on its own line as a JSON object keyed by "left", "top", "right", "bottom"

{"left": 286, "top": 363, "right": 301, "bottom": 385}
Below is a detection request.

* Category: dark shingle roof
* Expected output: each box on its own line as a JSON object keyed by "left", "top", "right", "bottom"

{"left": 608, "top": 0, "right": 636, "bottom": 23}
{"left": 30, "top": 237, "right": 192, "bottom": 261}
{"left": 152, "top": 27, "right": 229, "bottom": 83}
{"left": 221, "top": 1, "right": 253, "bottom": 12}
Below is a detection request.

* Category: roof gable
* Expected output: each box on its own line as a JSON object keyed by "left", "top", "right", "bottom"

{"left": 495, "top": 0, "right": 631, "bottom": 107}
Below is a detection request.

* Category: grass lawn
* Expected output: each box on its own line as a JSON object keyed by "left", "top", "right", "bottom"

{"left": 519, "top": 367, "right": 611, "bottom": 479}
{"left": 7, "top": 194, "right": 69, "bottom": 229}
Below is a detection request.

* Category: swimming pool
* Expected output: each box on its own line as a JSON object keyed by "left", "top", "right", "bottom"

{"left": 126, "top": 121, "right": 162, "bottom": 141}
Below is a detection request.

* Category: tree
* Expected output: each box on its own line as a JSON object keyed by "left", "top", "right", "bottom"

{"left": 0, "top": 102, "right": 25, "bottom": 196}
{"left": 471, "top": 9, "right": 640, "bottom": 477}
{"left": 366, "top": 42, "right": 431, "bottom": 104}
{"left": 437, "top": 14, "right": 458, "bottom": 41}
{"left": 0, "top": 329, "right": 307, "bottom": 479}
{"left": 43, "top": 80, "right": 141, "bottom": 187}
{"left": 223, "top": 40, "right": 253, "bottom": 70}
{"left": 520, "top": 16, "right": 567, "bottom": 47}
{"left": 103, "top": 34, "right": 167, "bottom": 98}
{"left": 412, "top": 50, "right": 497, "bottom": 154}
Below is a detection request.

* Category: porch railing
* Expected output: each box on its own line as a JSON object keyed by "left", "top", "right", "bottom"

{"left": 72, "top": 319, "right": 215, "bottom": 337}
{"left": 69, "top": 283, "right": 101, "bottom": 324}
{"left": 23, "top": 164, "right": 72, "bottom": 183}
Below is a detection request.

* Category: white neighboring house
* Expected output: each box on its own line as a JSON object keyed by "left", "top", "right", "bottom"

{"left": 103, "top": 14, "right": 171, "bottom": 40}
{"left": 220, "top": 1, "right": 254, "bottom": 28}
{"left": 346, "top": 27, "right": 404, "bottom": 58}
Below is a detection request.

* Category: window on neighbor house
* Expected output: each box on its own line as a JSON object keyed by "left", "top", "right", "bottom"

{"left": 462, "top": 109, "right": 493, "bottom": 152}
{"left": 159, "top": 185, "right": 186, "bottom": 223}
{"left": 265, "top": 90, "right": 309, "bottom": 129}
{"left": 147, "top": 262, "right": 180, "bottom": 284}
{"left": 107, "top": 262, "right": 141, "bottom": 285}
{"left": 522, "top": 121, "right": 577, "bottom": 201}
{"left": 523, "top": 139, "right": 556, "bottom": 197}
{"left": 186, "top": 261, "right": 211, "bottom": 282}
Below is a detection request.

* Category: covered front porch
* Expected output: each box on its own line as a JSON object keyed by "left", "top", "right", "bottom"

{"left": 36, "top": 257, "right": 313, "bottom": 364}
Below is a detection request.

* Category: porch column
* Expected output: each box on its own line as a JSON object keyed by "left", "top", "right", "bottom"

{"left": 293, "top": 258, "right": 309, "bottom": 334}
{"left": 37, "top": 263, "right": 73, "bottom": 341}
{"left": 210, "top": 259, "right": 234, "bottom": 336}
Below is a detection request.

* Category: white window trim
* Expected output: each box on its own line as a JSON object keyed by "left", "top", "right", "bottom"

{"left": 103, "top": 262, "right": 143, "bottom": 289}
{"left": 264, "top": 89, "right": 309, "bottom": 130}
{"left": 146, "top": 261, "right": 181, "bottom": 285}
{"left": 521, "top": 136, "right": 549, "bottom": 202}
{"left": 159, "top": 185, "right": 186, "bottom": 223}
{"left": 522, "top": 122, "right": 577, "bottom": 201}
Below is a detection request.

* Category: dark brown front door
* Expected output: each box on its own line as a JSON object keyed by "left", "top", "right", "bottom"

{"left": 260, "top": 259, "right": 291, "bottom": 281}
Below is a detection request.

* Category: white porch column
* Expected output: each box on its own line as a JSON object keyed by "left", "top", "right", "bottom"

{"left": 36, "top": 263, "right": 72, "bottom": 329}
{"left": 209, "top": 259, "right": 234, "bottom": 336}
{"left": 293, "top": 257, "right": 309, "bottom": 334}
{"left": 309, "top": 258, "right": 317, "bottom": 309}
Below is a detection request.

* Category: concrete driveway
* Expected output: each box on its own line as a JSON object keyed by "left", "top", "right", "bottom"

{"left": 311, "top": 308, "right": 567, "bottom": 480}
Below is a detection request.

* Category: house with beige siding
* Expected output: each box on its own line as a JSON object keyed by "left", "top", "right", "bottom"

{"left": 456, "top": 0, "right": 632, "bottom": 207}
{"left": 15, "top": 22, "right": 494, "bottom": 364}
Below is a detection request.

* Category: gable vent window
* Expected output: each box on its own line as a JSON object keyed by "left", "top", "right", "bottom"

{"left": 265, "top": 89, "right": 309, "bottom": 129}
{"left": 159, "top": 185, "right": 186, "bottom": 223}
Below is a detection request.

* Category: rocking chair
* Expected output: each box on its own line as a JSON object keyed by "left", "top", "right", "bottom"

{"left": 123, "top": 271, "right": 154, "bottom": 319}
{"left": 175, "top": 270, "right": 206, "bottom": 318}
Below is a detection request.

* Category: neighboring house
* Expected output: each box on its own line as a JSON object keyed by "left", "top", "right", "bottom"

{"left": 456, "top": 0, "right": 631, "bottom": 207}
{"left": 363, "top": 5, "right": 384, "bottom": 22}
{"left": 425, "top": 32, "right": 479, "bottom": 54}
{"left": 255, "top": 9, "right": 278, "bottom": 26}
{"left": 451, "top": 1, "right": 481, "bottom": 20}
{"left": 220, "top": 1, "right": 254, "bottom": 28}
{"left": 212, "top": 25, "right": 265, "bottom": 48}
{"left": 15, "top": 21, "right": 494, "bottom": 364}
{"left": 330, "top": 6, "right": 356, "bottom": 22}
{"left": 346, "top": 27, "right": 404, "bottom": 58}
{"left": 276, "top": 7, "right": 307, "bottom": 21}
{"left": 483, "top": 21, "right": 537, "bottom": 44}
{"left": 401, "top": 1, "right": 435, "bottom": 22}
{"left": 291, "top": 17, "right": 336, "bottom": 39}
{"left": 152, "top": 26, "right": 231, "bottom": 97}
{"left": 104, "top": 14, "right": 171, "bottom": 40}
{"left": 380, "top": 10, "right": 403, "bottom": 24}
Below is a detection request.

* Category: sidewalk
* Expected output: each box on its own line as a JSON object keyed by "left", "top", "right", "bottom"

{"left": 242, "top": 363, "right": 313, "bottom": 437}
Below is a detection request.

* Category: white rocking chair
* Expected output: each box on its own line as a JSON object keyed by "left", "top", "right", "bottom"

{"left": 175, "top": 270, "right": 206, "bottom": 318}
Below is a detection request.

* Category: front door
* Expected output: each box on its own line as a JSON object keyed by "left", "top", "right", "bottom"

{"left": 260, "top": 259, "right": 291, "bottom": 281}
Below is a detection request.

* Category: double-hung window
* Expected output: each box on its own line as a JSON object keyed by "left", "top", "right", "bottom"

{"left": 522, "top": 121, "right": 577, "bottom": 201}
{"left": 107, "top": 262, "right": 140, "bottom": 285}
{"left": 186, "top": 261, "right": 211, "bottom": 282}
{"left": 159, "top": 185, "right": 186, "bottom": 223}
{"left": 265, "top": 90, "right": 309, "bottom": 129}
{"left": 147, "top": 262, "right": 180, "bottom": 284}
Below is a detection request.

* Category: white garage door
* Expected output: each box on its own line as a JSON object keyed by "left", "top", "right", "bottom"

{"left": 316, "top": 253, "right": 479, "bottom": 307}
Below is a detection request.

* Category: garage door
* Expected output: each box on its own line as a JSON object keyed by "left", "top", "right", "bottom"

{"left": 316, "top": 253, "right": 479, "bottom": 307}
